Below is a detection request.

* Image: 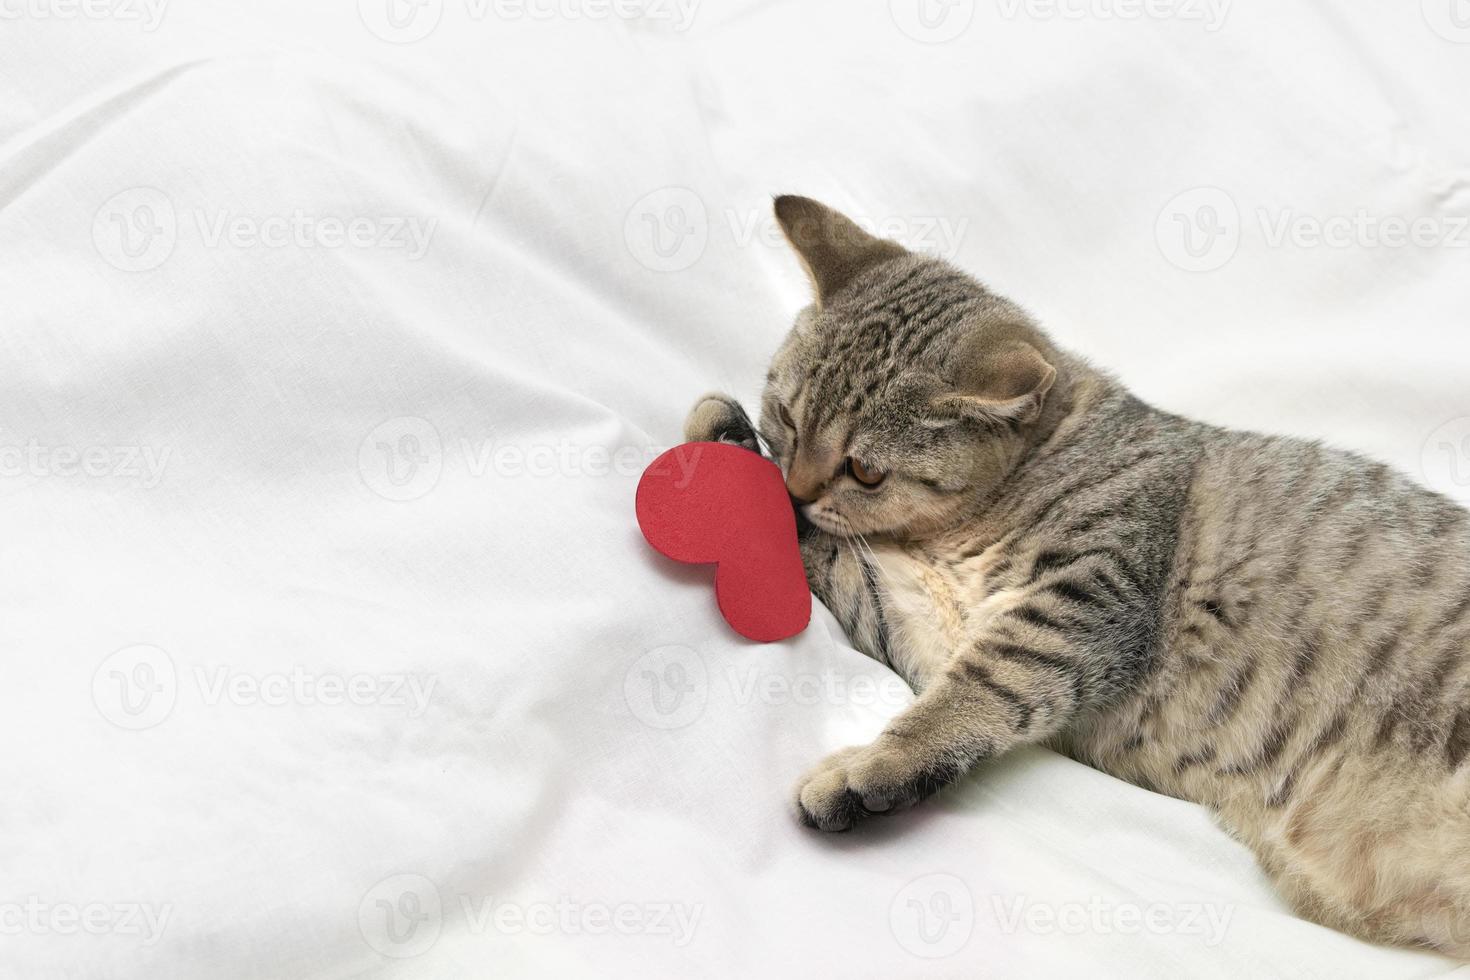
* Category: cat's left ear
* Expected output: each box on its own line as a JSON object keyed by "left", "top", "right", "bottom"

{"left": 933, "top": 338, "right": 1057, "bottom": 426}
{"left": 774, "top": 195, "right": 908, "bottom": 307}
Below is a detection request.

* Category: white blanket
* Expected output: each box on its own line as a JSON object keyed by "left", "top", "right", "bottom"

{"left": 4, "top": 1, "right": 1470, "bottom": 976}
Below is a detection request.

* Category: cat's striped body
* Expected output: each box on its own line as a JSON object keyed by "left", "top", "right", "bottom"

{"left": 800, "top": 377, "right": 1470, "bottom": 951}
{"left": 684, "top": 195, "right": 1470, "bottom": 954}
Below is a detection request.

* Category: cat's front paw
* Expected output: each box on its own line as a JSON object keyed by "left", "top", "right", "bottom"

{"left": 793, "top": 741, "right": 936, "bottom": 832}
{"left": 683, "top": 392, "right": 760, "bottom": 452}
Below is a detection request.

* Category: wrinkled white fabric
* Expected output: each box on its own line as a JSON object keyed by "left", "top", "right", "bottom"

{"left": 2, "top": 1, "right": 1470, "bottom": 977}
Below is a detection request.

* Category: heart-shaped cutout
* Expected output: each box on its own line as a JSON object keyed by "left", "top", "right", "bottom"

{"left": 636, "top": 442, "right": 811, "bottom": 642}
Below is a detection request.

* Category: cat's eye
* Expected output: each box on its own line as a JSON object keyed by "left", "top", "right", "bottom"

{"left": 777, "top": 404, "right": 796, "bottom": 430}
{"left": 847, "top": 457, "right": 886, "bottom": 488}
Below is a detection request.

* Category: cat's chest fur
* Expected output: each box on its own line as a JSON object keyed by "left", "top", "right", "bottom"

{"left": 861, "top": 534, "right": 1017, "bottom": 689}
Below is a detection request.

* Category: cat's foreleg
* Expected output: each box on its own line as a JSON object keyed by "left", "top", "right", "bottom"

{"left": 795, "top": 534, "right": 1155, "bottom": 832}
{"left": 682, "top": 392, "right": 761, "bottom": 453}
{"left": 794, "top": 598, "right": 1107, "bottom": 831}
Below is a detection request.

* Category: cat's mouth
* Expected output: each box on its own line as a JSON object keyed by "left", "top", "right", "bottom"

{"left": 789, "top": 493, "right": 819, "bottom": 537}
{"left": 801, "top": 503, "right": 856, "bottom": 538}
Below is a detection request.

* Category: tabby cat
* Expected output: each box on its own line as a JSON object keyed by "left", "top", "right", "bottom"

{"left": 683, "top": 196, "right": 1470, "bottom": 955}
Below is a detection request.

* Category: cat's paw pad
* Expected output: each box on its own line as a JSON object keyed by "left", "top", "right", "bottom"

{"left": 793, "top": 743, "right": 927, "bottom": 832}
{"left": 683, "top": 393, "right": 760, "bottom": 452}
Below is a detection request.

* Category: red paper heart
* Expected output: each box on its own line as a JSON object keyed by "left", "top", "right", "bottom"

{"left": 636, "top": 442, "right": 811, "bottom": 643}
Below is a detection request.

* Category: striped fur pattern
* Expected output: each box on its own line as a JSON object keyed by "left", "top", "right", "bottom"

{"left": 682, "top": 196, "right": 1470, "bottom": 955}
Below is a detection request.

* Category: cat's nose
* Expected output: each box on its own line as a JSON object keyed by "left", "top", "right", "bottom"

{"left": 786, "top": 453, "right": 829, "bottom": 504}
{"left": 786, "top": 481, "right": 819, "bottom": 506}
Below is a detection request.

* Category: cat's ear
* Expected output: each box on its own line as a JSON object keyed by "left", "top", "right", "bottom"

{"left": 933, "top": 338, "right": 1057, "bottom": 426}
{"left": 774, "top": 195, "right": 907, "bottom": 307}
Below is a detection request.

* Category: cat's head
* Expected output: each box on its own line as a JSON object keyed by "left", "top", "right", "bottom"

{"left": 760, "top": 196, "right": 1063, "bottom": 540}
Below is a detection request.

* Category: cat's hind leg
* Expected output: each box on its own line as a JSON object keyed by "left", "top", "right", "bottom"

{"left": 1262, "top": 753, "right": 1470, "bottom": 955}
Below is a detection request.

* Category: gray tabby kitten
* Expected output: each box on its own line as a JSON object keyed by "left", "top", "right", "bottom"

{"left": 683, "top": 196, "right": 1470, "bottom": 956}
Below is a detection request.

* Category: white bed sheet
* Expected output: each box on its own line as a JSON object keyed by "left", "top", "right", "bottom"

{"left": 3, "top": 1, "right": 1470, "bottom": 977}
